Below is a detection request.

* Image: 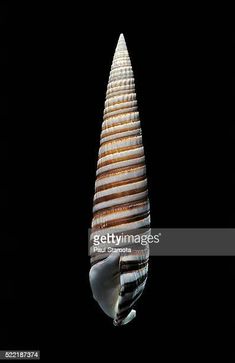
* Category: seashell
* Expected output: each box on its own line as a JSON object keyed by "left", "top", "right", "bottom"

{"left": 89, "top": 34, "right": 150, "bottom": 326}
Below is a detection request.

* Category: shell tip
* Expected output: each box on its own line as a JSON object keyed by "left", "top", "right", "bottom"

{"left": 116, "top": 33, "right": 127, "bottom": 50}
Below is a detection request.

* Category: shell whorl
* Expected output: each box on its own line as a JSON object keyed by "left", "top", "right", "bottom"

{"left": 89, "top": 34, "right": 150, "bottom": 326}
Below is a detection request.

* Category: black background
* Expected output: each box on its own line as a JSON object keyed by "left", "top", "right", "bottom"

{"left": 0, "top": 2, "right": 234, "bottom": 360}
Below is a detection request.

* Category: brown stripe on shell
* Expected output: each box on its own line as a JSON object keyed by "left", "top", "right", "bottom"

{"left": 99, "top": 144, "right": 142, "bottom": 159}
{"left": 96, "top": 161, "right": 145, "bottom": 180}
{"left": 92, "top": 211, "right": 150, "bottom": 231}
{"left": 100, "top": 125, "right": 141, "bottom": 140}
{"left": 92, "top": 199, "right": 149, "bottom": 219}
{"left": 103, "top": 107, "right": 138, "bottom": 121}
{"left": 99, "top": 135, "right": 141, "bottom": 148}
{"left": 97, "top": 150, "right": 144, "bottom": 169}
{"left": 102, "top": 118, "right": 140, "bottom": 131}
{"left": 92, "top": 197, "right": 148, "bottom": 217}
{"left": 95, "top": 175, "right": 146, "bottom": 192}
{"left": 94, "top": 185, "right": 148, "bottom": 205}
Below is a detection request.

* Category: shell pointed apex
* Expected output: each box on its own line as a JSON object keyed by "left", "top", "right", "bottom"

{"left": 119, "top": 33, "right": 125, "bottom": 41}
{"left": 116, "top": 33, "right": 127, "bottom": 51}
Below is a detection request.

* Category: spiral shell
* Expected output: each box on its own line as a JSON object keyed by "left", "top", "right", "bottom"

{"left": 89, "top": 34, "right": 150, "bottom": 326}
